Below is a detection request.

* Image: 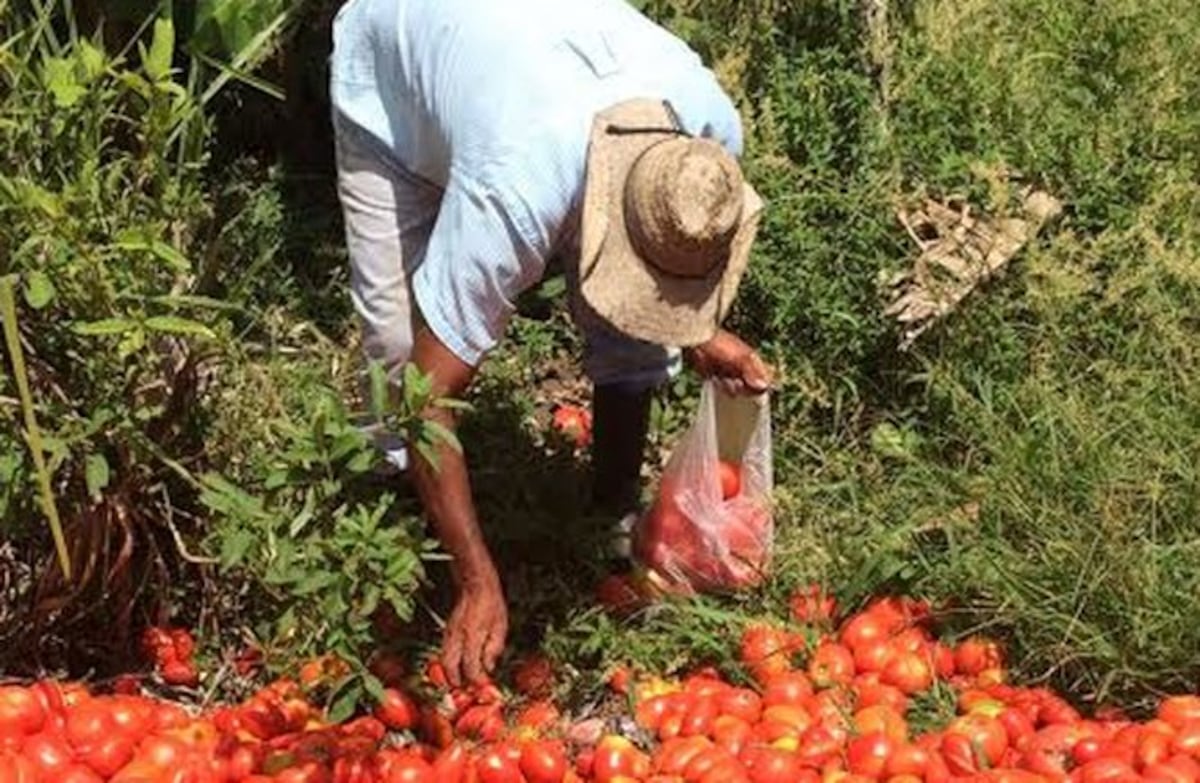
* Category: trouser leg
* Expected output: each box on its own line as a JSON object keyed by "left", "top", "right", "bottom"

{"left": 332, "top": 112, "right": 441, "bottom": 469}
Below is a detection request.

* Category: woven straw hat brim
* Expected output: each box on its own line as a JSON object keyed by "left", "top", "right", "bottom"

{"left": 579, "top": 98, "right": 764, "bottom": 347}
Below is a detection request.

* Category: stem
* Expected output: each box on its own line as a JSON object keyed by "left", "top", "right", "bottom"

{"left": 0, "top": 274, "right": 72, "bottom": 580}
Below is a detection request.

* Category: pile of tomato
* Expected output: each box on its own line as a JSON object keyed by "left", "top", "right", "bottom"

{"left": 3, "top": 587, "right": 1200, "bottom": 782}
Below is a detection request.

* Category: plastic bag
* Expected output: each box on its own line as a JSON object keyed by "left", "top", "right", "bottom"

{"left": 632, "top": 379, "right": 774, "bottom": 594}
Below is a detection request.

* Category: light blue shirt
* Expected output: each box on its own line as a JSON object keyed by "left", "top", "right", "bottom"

{"left": 329, "top": 0, "right": 745, "bottom": 366}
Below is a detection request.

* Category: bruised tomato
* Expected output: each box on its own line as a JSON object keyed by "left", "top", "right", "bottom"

{"left": 740, "top": 624, "right": 793, "bottom": 682}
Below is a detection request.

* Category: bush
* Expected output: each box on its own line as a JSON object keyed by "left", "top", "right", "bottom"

{"left": 0, "top": 3, "right": 445, "bottom": 703}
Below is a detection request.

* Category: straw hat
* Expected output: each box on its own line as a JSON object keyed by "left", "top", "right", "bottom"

{"left": 579, "top": 97, "right": 764, "bottom": 347}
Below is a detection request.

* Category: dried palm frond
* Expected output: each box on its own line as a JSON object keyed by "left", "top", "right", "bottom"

{"left": 882, "top": 187, "right": 1063, "bottom": 350}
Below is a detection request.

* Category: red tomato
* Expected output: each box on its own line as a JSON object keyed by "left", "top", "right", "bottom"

{"left": 954, "top": 714, "right": 1009, "bottom": 766}
{"left": 0, "top": 750, "right": 39, "bottom": 783}
{"left": 519, "top": 739, "right": 568, "bottom": 783}
{"left": 881, "top": 652, "right": 933, "bottom": 695}
{"left": 474, "top": 744, "right": 524, "bottom": 783}
{"left": 853, "top": 677, "right": 908, "bottom": 714}
{"left": 429, "top": 743, "right": 469, "bottom": 783}
{"left": 807, "top": 643, "right": 855, "bottom": 688}
{"left": 1144, "top": 761, "right": 1198, "bottom": 783}
{"left": 742, "top": 746, "right": 802, "bottom": 783}
{"left": 0, "top": 689, "right": 45, "bottom": 737}
{"left": 23, "top": 732, "right": 74, "bottom": 776}
{"left": 711, "top": 715, "right": 752, "bottom": 756}
{"left": 77, "top": 733, "right": 136, "bottom": 778}
{"left": 138, "top": 735, "right": 188, "bottom": 769}
{"left": 839, "top": 612, "right": 888, "bottom": 651}
{"left": 717, "top": 688, "right": 762, "bottom": 724}
{"left": 740, "top": 625, "right": 794, "bottom": 683}
{"left": 954, "top": 638, "right": 1003, "bottom": 676}
{"left": 789, "top": 584, "right": 838, "bottom": 625}
{"left": 717, "top": 460, "right": 742, "bottom": 499}
{"left": 761, "top": 672, "right": 813, "bottom": 708}
{"left": 853, "top": 705, "right": 908, "bottom": 744}
{"left": 55, "top": 764, "right": 105, "bottom": 783}
{"left": 846, "top": 731, "right": 895, "bottom": 778}
{"left": 1076, "top": 757, "right": 1138, "bottom": 782}
{"left": 1160, "top": 697, "right": 1200, "bottom": 730}
{"left": 374, "top": 688, "right": 420, "bottom": 732}
{"left": 381, "top": 753, "right": 435, "bottom": 783}
{"left": 160, "top": 660, "right": 199, "bottom": 688}
{"left": 796, "top": 724, "right": 843, "bottom": 768}
{"left": 884, "top": 743, "right": 930, "bottom": 777}
{"left": 592, "top": 735, "right": 649, "bottom": 782}
{"left": 653, "top": 736, "right": 710, "bottom": 776}
{"left": 852, "top": 640, "right": 895, "bottom": 674}
{"left": 552, "top": 404, "right": 592, "bottom": 447}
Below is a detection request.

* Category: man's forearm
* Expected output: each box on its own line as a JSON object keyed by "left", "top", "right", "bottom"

{"left": 408, "top": 408, "right": 497, "bottom": 589}
{"left": 405, "top": 325, "right": 497, "bottom": 587}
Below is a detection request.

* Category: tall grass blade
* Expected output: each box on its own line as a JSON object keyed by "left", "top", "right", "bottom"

{"left": 0, "top": 275, "right": 71, "bottom": 580}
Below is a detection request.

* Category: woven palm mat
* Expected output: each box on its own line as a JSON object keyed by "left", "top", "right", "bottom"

{"left": 882, "top": 186, "right": 1063, "bottom": 350}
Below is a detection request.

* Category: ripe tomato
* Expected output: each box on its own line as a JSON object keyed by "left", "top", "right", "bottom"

{"left": 884, "top": 743, "right": 930, "bottom": 777}
{"left": 853, "top": 677, "right": 908, "bottom": 714}
{"left": 712, "top": 715, "right": 752, "bottom": 756}
{"left": 54, "top": 764, "right": 105, "bottom": 783}
{"left": 22, "top": 731, "right": 74, "bottom": 776}
{"left": 789, "top": 584, "right": 838, "bottom": 625}
{"left": 717, "top": 688, "right": 762, "bottom": 724}
{"left": 945, "top": 714, "right": 1009, "bottom": 771}
{"left": 551, "top": 404, "right": 592, "bottom": 448}
{"left": 717, "top": 460, "right": 742, "bottom": 499}
{"left": 740, "top": 625, "right": 793, "bottom": 683}
{"left": 374, "top": 688, "right": 420, "bottom": 732}
{"left": 519, "top": 739, "right": 568, "bottom": 783}
{"left": 762, "top": 672, "right": 813, "bottom": 708}
{"left": 852, "top": 640, "right": 894, "bottom": 674}
{"left": 807, "top": 642, "right": 854, "bottom": 688}
{"left": 1076, "top": 757, "right": 1138, "bottom": 782}
{"left": 77, "top": 733, "right": 136, "bottom": 778}
{"left": 380, "top": 753, "right": 435, "bottom": 783}
{"left": 160, "top": 660, "right": 199, "bottom": 687}
{"left": 742, "top": 746, "right": 801, "bottom": 783}
{"left": 853, "top": 705, "right": 908, "bottom": 744}
{"left": 847, "top": 731, "right": 896, "bottom": 778}
{"left": 881, "top": 652, "right": 933, "bottom": 695}
{"left": 0, "top": 751, "right": 39, "bottom": 783}
{"left": 592, "top": 735, "right": 649, "bottom": 782}
{"left": 1159, "top": 697, "right": 1200, "bottom": 730}
{"left": 839, "top": 612, "right": 888, "bottom": 651}
{"left": 0, "top": 689, "right": 45, "bottom": 737}
{"left": 953, "top": 637, "right": 1003, "bottom": 676}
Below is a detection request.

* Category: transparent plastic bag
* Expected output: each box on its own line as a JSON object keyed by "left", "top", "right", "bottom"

{"left": 633, "top": 379, "right": 774, "bottom": 594}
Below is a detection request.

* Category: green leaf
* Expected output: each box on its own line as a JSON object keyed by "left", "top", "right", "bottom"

{"left": 326, "top": 677, "right": 362, "bottom": 724}
{"left": 346, "top": 448, "right": 376, "bottom": 474}
{"left": 23, "top": 271, "right": 54, "bottom": 310}
{"left": 219, "top": 528, "right": 254, "bottom": 569}
{"left": 367, "top": 361, "right": 389, "bottom": 422}
{"left": 144, "top": 315, "right": 215, "bottom": 339}
{"left": 143, "top": 17, "right": 175, "bottom": 81}
{"left": 112, "top": 233, "right": 191, "bottom": 272}
{"left": 84, "top": 454, "right": 110, "bottom": 500}
{"left": 73, "top": 318, "right": 136, "bottom": 336}
{"left": 43, "top": 56, "right": 87, "bottom": 107}
{"left": 424, "top": 420, "right": 462, "bottom": 454}
{"left": 78, "top": 40, "right": 106, "bottom": 82}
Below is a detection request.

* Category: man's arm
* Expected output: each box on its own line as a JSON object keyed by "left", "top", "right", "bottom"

{"left": 407, "top": 323, "right": 507, "bottom": 687}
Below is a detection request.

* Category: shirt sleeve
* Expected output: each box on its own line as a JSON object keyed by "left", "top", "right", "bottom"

{"left": 412, "top": 151, "right": 576, "bottom": 367}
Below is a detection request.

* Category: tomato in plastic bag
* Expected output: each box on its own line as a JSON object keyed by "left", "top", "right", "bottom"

{"left": 633, "top": 380, "right": 773, "bottom": 594}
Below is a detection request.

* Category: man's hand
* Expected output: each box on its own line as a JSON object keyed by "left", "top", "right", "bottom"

{"left": 442, "top": 567, "right": 508, "bottom": 688}
{"left": 684, "top": 329, "right": 775, "bottom": 396}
